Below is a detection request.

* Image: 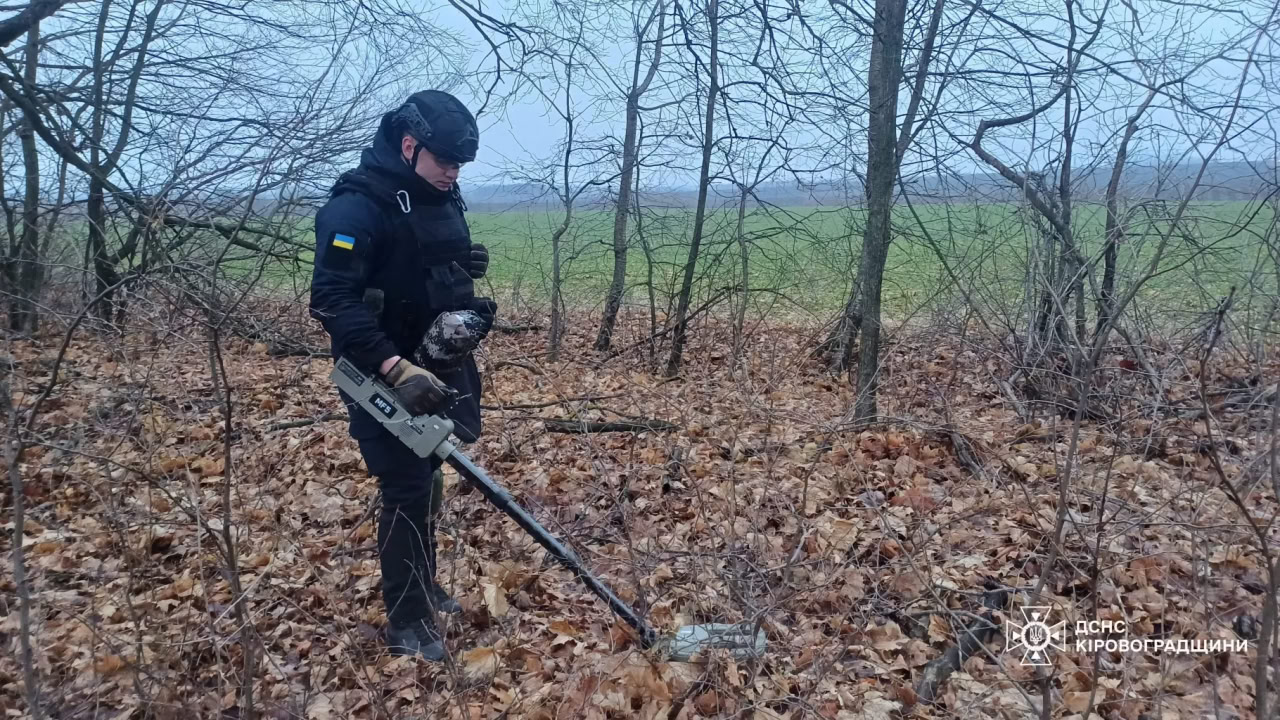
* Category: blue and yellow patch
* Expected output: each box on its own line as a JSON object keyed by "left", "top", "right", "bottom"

{"left": 321, "top": 231, "right": 360, "bottom": 271}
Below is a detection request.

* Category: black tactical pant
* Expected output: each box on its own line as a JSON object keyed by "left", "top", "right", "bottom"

{"left": 357, "top": 431, "right": 445, "bottom": 627}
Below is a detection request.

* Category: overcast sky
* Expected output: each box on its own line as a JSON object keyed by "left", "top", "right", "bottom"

{"left": 8, "top": 0, "right": 1273, "bottom": 202}
{"left": 415, "top": 0, "right": 1276, "bottom": 192}
{"left": 395, "top": 0, "right": 596, "bottom": 184}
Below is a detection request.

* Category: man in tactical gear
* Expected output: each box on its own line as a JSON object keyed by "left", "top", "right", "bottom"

{"left": 309, "top": 89, "right": 495, "bottom": 662}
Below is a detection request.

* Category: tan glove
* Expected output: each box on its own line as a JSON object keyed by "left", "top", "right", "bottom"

{"left": 383, "top": 358, "right": 456, "bottom": 416}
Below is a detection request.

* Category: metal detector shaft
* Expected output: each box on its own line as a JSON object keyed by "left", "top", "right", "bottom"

{"left": 441, "top": 449, "right": 660, "bottom": 649}
{"left": 329, "top": 356, "right": 659, "bottom": 649}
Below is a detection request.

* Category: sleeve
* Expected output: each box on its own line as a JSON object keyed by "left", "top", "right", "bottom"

{"left": 308, "top": 194, "right": 400, "bottom": 374}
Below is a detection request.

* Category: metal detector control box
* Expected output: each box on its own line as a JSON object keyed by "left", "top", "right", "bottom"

{"left": 329, "top": 356, "right": 456, "bottom": 460}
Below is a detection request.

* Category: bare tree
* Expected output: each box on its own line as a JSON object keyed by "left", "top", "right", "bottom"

{"left": 712, "top": 118, "right": 794, "bottom": 362}
{"left": 593, "top": 0, "right": 666, "bottom": 352}
{"left": 80, "top": 1, "right": 166, "bottom": 321}
{"left": 0, "top": 1, "right": 72, "bottom": 48}
{"left": 6, "top": 19, "right": 37, "bottom": 332}
{"left": 0, "top": 3, "right": 517, "bottom": 714}
{"left": 848, "top": 0, "right": 908, "bottom": 420}
{"left": 664, "top": 0, "right": 719, "bottom": 377}
{"left": 512, "top": 3, "right": 618, "bottom": 360}
{"left": 816, "top": 0, "right": 950, "bottom": 418}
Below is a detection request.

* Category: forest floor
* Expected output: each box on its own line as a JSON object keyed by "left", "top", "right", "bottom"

{"left": 1, "top": 301, "right": 1277, "bottom": 720}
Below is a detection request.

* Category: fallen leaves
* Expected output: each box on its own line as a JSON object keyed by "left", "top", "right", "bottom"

{"left": 2, "top": 308, "right": 1276, "bottom": 720}
{"left": 818, "top": 514, "right": 859, "bottom": 552}
{"left": 481, "top": 579, "right": 509, "bottom": 617}
{"left": 460, "top": 646, "right": 499, "bottom": 681}
{"left": 94, "top": 654, "right": 129, "bottom": 674}
{"left": 888, "top": 485, "right": 939, "bottom": 512}
{"left": 1064, "top": 690, "right": 1098, "bottom": 713}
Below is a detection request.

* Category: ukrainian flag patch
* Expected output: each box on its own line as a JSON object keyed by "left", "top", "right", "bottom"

{"left": 332, "top": 233, "right": 355, "bottom": 250}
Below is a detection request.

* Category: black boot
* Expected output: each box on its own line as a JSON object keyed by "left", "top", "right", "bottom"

{"left": 356, "top": 436, "right": 456, "bottom": 655}
{"left": 430, "top": 582, "right": 462, "bottom": 614}
{"left": 386, "top": 618, "right": 445, "bottom": 661}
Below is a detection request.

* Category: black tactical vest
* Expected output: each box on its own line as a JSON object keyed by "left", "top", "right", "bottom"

{"left": 333, "top": 174, "right": 484, "bottom": 442}
{"left": 363, "top": 188, "right": 476, "bottom": 354}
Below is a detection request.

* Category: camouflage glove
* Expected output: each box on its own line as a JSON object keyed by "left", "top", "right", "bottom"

{"left": 382, "top": 358, "right": 457, "bottom": 416}
{"left": 418, "top": 297, "right": 497, "bottom": 366}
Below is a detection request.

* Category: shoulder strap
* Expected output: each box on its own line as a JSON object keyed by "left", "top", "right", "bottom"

{"left": 450, "top": 184, "right": 468, "bottom": 213}
{"left": 332, "top": 171, "right": 403, "bottom": 212}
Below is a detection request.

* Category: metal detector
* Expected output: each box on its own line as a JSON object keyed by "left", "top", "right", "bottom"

{"left": 330, "top": 356, "right": 767, "bottom": 662}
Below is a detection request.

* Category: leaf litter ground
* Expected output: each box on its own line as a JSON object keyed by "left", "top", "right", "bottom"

{"left": 1, "top": 305, "right": 1276, "bottom": 719}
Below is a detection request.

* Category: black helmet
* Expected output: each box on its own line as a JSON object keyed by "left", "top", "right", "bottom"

{"left": 394, "top": 90, "right": 479, "bottom": 164}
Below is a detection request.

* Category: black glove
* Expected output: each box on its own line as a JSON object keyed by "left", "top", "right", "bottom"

{"left": 382, "top": 358, "right": 457, "bottom": 415}
{"left": 469, "top": 296, "right": 497, "bottom": 327}
{"left": 465, "top": 243, "right": 489, "bottom": 280}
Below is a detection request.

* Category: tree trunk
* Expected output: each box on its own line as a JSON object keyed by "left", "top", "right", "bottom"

{"left": 1099, "top": 215, "right": 1118, "bottom": 334}
{"left": 1097, "top": 89, "right": 1156, "bottom": 337}
{"left": 549, "top": 222, "right": 567, "bottom": 361}
{"left": 594, "top": 2, "right": 664, "bottom": 352}
{"left": 853, "top": 0, "right": 908, "bottom": 421}
{"left": 637, "top": 165, "right": 659, "bottom": 369}
{"left": 1033, "top": 221, "right": 1058, "bottom": 348}
{"left": 549, "top": 45, "right": 581, "bottom": 363}
{"left": 595, "top": 97, "right": 641, "bottom": 352}
{"left": 827, "top": 0, "right": 941, "bottom": 374}
{"left": 0, "top": 0, "right": 68, "bottom": 49}
{"left": 39, "top": 159, "right": 66, "bottom": 269}
{"left": 1058, "top": 65, "right": 1084, "bottom": 345}
{"left": 827, "top": 283, "right": 861, "bottom": 372}
{"left": 1073, "top": 260, "right": 1085, "bottom": 341}
{"left": 0, "top": 115, "right": 13, "bottom": 306}
{"left": 732, "top": 186, "right": 749, "bottom": 363}
{"left": 664, "top": 0, "right": 718, "bottom": 378}
{"left": 87, "top": 178, "right": 119, "bottom": 321}
{"left": 11, "top": 21, "right": 40, "bottom": 333}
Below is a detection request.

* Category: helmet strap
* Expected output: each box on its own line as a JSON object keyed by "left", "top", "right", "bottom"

{"left": 407, "top": 142, "right": 426, "bottom": 171}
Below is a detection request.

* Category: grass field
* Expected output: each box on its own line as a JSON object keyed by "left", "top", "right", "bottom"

{"left": 157, "top": 197, "right": 1279, "bottom": 331}
{"left": 453, "top": 200, "right": 1277, "bottom": 322}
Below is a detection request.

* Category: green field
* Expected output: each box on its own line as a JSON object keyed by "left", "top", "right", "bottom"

{"left": 447, "top": 200, "right": 1278, "bottom": 323}
{"left": 204, "top": 198, "right": 1280, "bottom": 333}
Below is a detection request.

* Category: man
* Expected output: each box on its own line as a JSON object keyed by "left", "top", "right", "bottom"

{"left": 309, "top": 90, "right": 495, "bottom": 662}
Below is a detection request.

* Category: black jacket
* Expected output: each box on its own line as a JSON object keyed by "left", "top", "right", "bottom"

{"left": 310, "top": 111, "right": 483, "bottom": 442}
